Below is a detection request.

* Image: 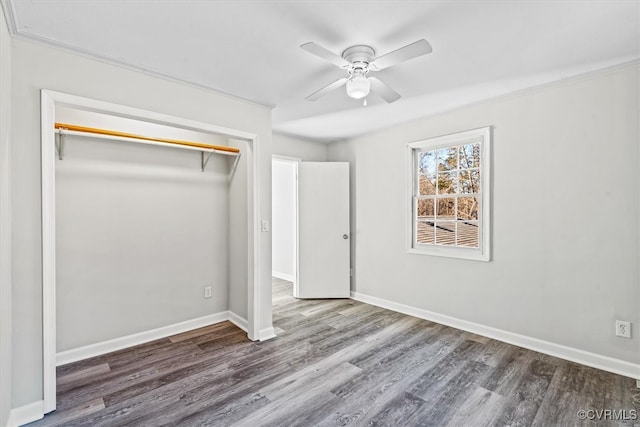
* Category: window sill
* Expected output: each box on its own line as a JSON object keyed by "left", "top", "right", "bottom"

{"left": 408, "top": 247, "right": 490, "bottom": 262}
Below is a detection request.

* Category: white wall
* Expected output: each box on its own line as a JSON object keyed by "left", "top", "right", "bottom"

{"left": 11, "top": 37, "right": 272, "bottom": 409}
{"left": 272, "top": 132, "right": 328, "bottom": 161}
{"left": 228, "top": 138, "right": 249, "bottom": 320}
{"left": 329, "top": 65, "right": 640, "bottom": 368}
{"left": 54, "top": 109, "right": 232, "bottom": 352}
{"left": 0, "top": 4, "right": 11, "bottom": 426}
{"left": 272, "top": 159, "right": 296, "bottom": 280}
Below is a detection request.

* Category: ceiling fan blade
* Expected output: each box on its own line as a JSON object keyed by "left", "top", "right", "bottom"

{"left": 306, "top": 77, "right": 349, "bottom": 101}
{"left": 369, "top": 77, "right": 401, "bottom": 103}
{"left": 301, "top": 42, "right": 349, "bottom": 68}
{"left": 372, "top": 39, "right": 432, "bottom": 70}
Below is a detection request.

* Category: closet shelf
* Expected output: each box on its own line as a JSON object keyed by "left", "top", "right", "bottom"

{"left": 54, "top": 122, "right": 240, "bottom": 172}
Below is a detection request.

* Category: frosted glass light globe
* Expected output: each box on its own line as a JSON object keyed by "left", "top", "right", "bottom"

{"left": 346, "top": 74, "right": 370, "bottom": 99}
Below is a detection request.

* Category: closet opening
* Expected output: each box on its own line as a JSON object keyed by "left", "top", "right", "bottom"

{"left": 41, "top": 90, "right": 261, "bottom": 413}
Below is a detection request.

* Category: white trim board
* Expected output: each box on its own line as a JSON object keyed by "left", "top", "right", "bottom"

{"left": 259, "top": 327, "right": 277, "bottom": 341}
{"left": 351, "top": 291, "right": 640, "bottom": 380}
{"left": 228, "top": 311, "right": 276, "bottom": 341}
{"left": 55, "top": 311, "right": 260, "bottom": 367}
{"left": 7, "top": 400, "right": 44, "bottom": 427}
{"left": 57, "top": 312, "right": 230, "bottom": 366}
{"left": 228, "top": 311, "right": 248, "bottom": 332}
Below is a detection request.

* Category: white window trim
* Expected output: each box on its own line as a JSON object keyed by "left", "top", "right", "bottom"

{"left": 406, "top": 126, "right": 492, "bottom": 262}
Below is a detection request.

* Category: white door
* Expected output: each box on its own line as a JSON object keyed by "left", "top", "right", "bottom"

{"left": 297, "top": 162, "right": 350, "bottom": 298}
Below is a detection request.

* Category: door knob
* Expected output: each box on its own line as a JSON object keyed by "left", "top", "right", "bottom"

{"left": 343, "top": 234, "right": 349, "bottom": 239}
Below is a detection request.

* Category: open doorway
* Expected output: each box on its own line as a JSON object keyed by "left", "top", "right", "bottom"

{"left": 271, "top": 156, "right": 299, "bottom": 297}
{"left": 271, "top": 158, "right": 351, "bottom": 301}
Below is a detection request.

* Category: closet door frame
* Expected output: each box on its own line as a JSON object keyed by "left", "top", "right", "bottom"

{"left": 40, "top": 89, "right": 262, "bottom": 413}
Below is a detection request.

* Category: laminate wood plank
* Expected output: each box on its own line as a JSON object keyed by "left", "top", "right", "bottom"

{"left": 466, "top": 332, "right": 491, "bottom": 344}
{"left": 115, "top": 320, "right": 372, "bottom": 425}
{"left": 116, "top": 361, "right": 280, "bottom": 426}
{"left": 27, "top": 278, "right": 639, "bottom": 427}
{"left": 407, "top": 339, "right": 485, "bottom": 401}
{"left": 25, "top": 398, "right": 105, "bottom": 427}
{"left": 57, "top": 342, "right": 205, "bottom": 404}
{"left": 133, "top": 324, "right": 371, "bottom": 426}
{"left": 335, "top": 332, "right": 450, "bottom": 401}
{"left": 264, "top": 316, "right": 420, "bottom": 388}
{"left": 404, "top": 360, "right": 493, "bottom": 426}
{"left": 480, "top": 346, "right": 534, "bottom": 397}
{"left": 367, "top": 391, "right": 426, "bottom": 426}
{"left": 318, "top": 332, "right": 466, "bottom": 426}
{"left": 532, "top": 362, "right": 639, "bottom": 427}
{"left": 103, "top": 341, "right": 205, "bottom": 372}
{"left": 231, "top": 391, "right": 341, "bottom": 427}
{"left": 55, "top": 367, "right": 159, "bottom": 412}
{"left": 229, "top": 363, "right": 362, "bottom": 427}
{"left": 490, "top": 358, "right": 557, "bottom": 427}
{"left": 607, "top": 375, "right": 640, "bottom": 414}
{"left": 262, "top": 361, "right": 362, "bottom": 401}
{"left": 336, "top": 301, "right": 386, "bottom": 317}
{"left": 168, "top": 321, "right": 240, "bottom": 343}
{"left": 444, "top": 386, "right": 504, "bottom": 427}
{"left": 299, "top": 298, "right": 354, "bottom": 317}
{"left": 54, "top": 337, "right": 170, "bottom": 376}
{"left": 56, "top": 362, "right": 110, "bottom": 387}
{"left": 169, "top": 393, "right": 272, "bottom": 427}
{"left": 471, "top": 338, "right": 512, "bottom": 367}
{"left": 346, "top": 321, "right": 440, "bottom": 371}
{"left": 63, "top": 342, "right": 250, "bottom": 425}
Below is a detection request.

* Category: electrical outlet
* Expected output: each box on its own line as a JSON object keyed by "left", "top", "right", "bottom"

{"left": 204, "top": 286, "right": 212, "bottom": 299}
{"left": 615, "top": 320, "right": 631, "bottom": 338}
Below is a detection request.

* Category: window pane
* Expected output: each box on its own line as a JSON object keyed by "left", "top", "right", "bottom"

{"left": 418, "top": 151, "right": 437, "bottom": 177}
{"left": 436, "top": 198, "right": 456, "bottom": 220}
{"left": 457, "top": 197, "right": 479, "bottom": 220}
{"left": 409, "top": 127, "right": 489, "bottom": 258}
{"left": 416, "top": 220, "right": 435, "bottom": 244}
{"left": 460, "top": 143, "right": 480, "bottom": 169}
{"left": 456, "top": 221, "right": 479, "bottom": 248}
{"left": 459, "top": 170, "right": 480, "bottom": 194}
{"left": 418, "top": 174, "right": 437, "bottom": 195}
{"left": 416, "top": 198, "right": 434, "bottom": 219}
{"left": 435, "top": 221, "right": 456, "bottom": 245}
{"left": 437, "top": 147, "right": 457, "bottom": 172}
{"left": 437, "top": 171, "right": 457, "bottom": 194}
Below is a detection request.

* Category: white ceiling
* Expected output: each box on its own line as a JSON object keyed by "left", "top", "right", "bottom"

{"left": 4, "top": 1, "right": 639, "bottom": 142}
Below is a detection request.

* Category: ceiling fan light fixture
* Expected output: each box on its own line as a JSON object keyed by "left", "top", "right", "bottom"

{"left": 346, "top": 74, "right": 370, "bottom": 99}
{"left": 302, "top": 40, "right": 430, "bottom": 103}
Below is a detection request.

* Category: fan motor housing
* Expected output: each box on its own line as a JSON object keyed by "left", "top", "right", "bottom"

{"left": 342, "top": 45, "right": 375, "bottom": 64}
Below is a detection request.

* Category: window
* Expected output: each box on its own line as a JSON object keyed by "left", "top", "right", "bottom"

{"left": 407, "top": 126, "right": 491, "bottom": 261}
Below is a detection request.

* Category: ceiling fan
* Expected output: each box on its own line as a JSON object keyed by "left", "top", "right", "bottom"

{"left": 301, "top": 39, "right": 432, "bottom": 104}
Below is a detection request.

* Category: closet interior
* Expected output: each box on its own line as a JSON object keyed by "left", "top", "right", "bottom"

{"left": 54, "top": 106, "right": 248, "bottom": 358}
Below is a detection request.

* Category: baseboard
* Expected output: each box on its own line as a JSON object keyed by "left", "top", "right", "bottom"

{"left": 7, "top": 400, "right": 43, "bottom": 427}
{"left": 228, "top": 312, "right": 275, "bottom": 341}
{"left": 259, "top": 327, "right": 277, "bottom": 341}
{"left": 351, "top": 291, "right": 640, "bottom": 380}
{"left": 272, "top": 271, "right": 295, "bottom": 282}
{"left": 56, "top": 311, "right": 229, "bottom": 366}
{"left": 228, "top": 311, "right": 248, "bottom": 332}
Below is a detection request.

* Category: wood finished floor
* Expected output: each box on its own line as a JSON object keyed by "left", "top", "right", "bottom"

{"left": 28, "top": 278, "right": 639, "bottom": 426}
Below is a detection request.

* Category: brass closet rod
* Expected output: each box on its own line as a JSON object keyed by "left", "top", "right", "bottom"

{"left": 54, "top": 122, "right": 240, "bottom": 154}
